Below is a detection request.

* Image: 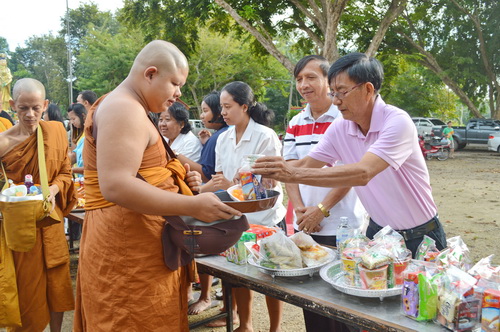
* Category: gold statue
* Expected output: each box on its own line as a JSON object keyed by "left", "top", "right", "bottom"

{"left": 0, "top": 53, "right": 13, "bottom": 111}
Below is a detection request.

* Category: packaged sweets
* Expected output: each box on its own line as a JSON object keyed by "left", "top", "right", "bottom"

{"left": 436, "top": 266, "right": 481, "bottom": 331}
{"left": 401, "top": 260, "right": 440, "bottom": 321}
{"left": 481, "top": 289, "right": 500, "bottom": 332}
{"left": 223, "top": 232, "right": 256, "bottom": 265}
{"left": 239, "top": 154, "right": 267, "bottom": 200}
{"left": 290, "top": 232, "right": 331, "bottom": 267}
{"left": 259, "top": 231, "right": 302, "bottom": 269}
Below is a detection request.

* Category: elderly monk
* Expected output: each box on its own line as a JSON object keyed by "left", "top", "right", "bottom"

{"left": 0, "top": 78, "right": 76, "bottom": 331}
{"left": 73, "top": 40, "right": 241, "bottom": 332}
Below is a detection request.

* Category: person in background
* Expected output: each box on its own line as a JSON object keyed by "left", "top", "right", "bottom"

{"left": 68, "top": 103, "right": 87, "bottom": 176}
{"left": 254, "top": 53, "right": 447, "bottom": 331}
{"left": 76, "top": 90, "right": 98, "bottom": 112}
{"left": 0, "top": 111, "right": 13, "bottom": 132}
{"left": 159, "top": 101, "right": 202, "bottom": 162}
{"left": 73, "top": 40, "right": 240, "bottom": 332}
{"left": 44, "top": 103, "right": 65, "bottom": 125}
{"left": 443, "top": 121, "right": 455, "bottom": 158}
{"left": 182, "top": 91, "right": 228, "bottom": 315}
{"left": 285, "top": 55, "right": 366, "bottom": 332}
{"left": 201, "top": 81, "right": 286, "bottom": 332}
{"left": 0, "top": 110, "right": 15, "bottom": 125}
{"left": 254, "top": 52, "right": 447, "bottom": 255}
{"left": 0, "top": 78, "right": 76, "bottom": 332}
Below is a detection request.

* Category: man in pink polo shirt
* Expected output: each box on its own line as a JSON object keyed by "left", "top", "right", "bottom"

{"left": 254, "top": 52, "right": 446, "bottom": 256}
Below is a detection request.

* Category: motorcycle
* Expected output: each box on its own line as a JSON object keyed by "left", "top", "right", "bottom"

{"left": 419, "top": 135, "right": 451, "bottom": 161}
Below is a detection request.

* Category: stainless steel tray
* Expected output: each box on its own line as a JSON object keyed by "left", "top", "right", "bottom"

{"left": 320, "top": 261, "right": 402, "bottom": 301}
{"left": 248, "top": 247, "right": 337, "bottom": 278}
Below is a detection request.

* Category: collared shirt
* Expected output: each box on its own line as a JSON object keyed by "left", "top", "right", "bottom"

{"left": 215, "top": 118, "right": 286, "bottom": 226}
{"left": 284, "top": 104, "right": 366, "bottom": 235}
{"left": 199, "top": 126, "right": 229, "bottom": 180}
{"left": 309, "top": 96, "right": 437, "bottom": 230}
{"left": 167, "top": 131, "right": 202, "bottom": 162}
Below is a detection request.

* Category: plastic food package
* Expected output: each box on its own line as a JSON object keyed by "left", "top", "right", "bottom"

{"left": 415, "top": 235, "right": 440, "bottom": 262}
{"left": 290, "top": 232, "right": 331, "bottom": 267}
{"left": 222, "top": 232, "right": 257, "bottom": 265}
{"left": 435, "top": 266, "right": 481, "bottom": 331}
{"left": 468, "top": 255, "right": 500, "bottom": 284}
{"left": 401, "top": 260, "right": 441, "bottom": 321}
{"left": 259, "top": 231, "right": 302, "bottom": 269}
{"left": 437, "top": 236, "right": 473, "bottom": 271}
{"left": 481, "top": 289, "right": 500, "bottom": 332}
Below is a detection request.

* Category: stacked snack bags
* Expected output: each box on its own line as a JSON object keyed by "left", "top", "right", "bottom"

{"left": 240, "top": 231, "right": 333, "bottom": 270}
{"left": 339, "top": 226, "right": 411, "bottom": 290}
{"left": 401, "top": 235, "right": 500, "bottom": 332}
{"left": 222, "top": 224, "right": 277, "bottom": 265}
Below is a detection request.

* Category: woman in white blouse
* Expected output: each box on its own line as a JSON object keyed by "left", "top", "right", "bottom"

{"left": 158, "top": 102, "right": 202, "bottom": 162}
{"left": 201, "top": 81, "right": 285, "bottom": 332}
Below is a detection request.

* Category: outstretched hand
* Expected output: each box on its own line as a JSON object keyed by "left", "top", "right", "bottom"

{"left": 184, "top": 163, "right": 202, "bottom": 193}
{"left": 252, "top": 156, "right": 295, "bottom": 183}
{"left": 191, "top": 193, "right": 242, "bottom": 222}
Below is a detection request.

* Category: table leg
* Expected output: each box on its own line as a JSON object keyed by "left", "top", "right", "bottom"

{"left": 223, "top": 280, "right": 233, "bottom": 332}
{"left": 68, "top": 218, "right": 74, "bottom": 250}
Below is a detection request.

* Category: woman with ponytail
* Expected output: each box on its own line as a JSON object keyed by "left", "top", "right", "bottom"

{"left": 201, "top": 81, "right": 286, "bottom": 331}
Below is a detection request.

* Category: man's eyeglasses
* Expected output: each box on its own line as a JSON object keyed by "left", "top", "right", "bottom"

{"left": 328, "top": 82, "right": 364, "bottom": 100}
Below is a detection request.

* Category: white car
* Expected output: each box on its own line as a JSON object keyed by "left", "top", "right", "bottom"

{"left": 412, "top": 117, "right": 446, "bottom": 137}
{"left": 488, "top": 132, "right": 500, "bottom": 153}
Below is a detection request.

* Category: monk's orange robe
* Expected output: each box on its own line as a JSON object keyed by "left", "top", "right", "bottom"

{"left": 2, "top": 121, "right": 76, "bottom": 332}
{"left": 73, "top": 99, "right": 192, "bottom": 332}
{"left": 0, "top": 117, "right": 12, "bottom": 132}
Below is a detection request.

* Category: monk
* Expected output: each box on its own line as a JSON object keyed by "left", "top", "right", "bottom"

{"left": 0, "top": 78, "right": 76, "bottom": 331}
{"left": 73, "top": 40, "right": 241, "bottom": 331}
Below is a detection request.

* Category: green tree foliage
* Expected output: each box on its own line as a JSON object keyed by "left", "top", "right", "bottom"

{"left": 0, "top": 37, "right": 8, "bottom": 52}
{"left": 8, "top": 34, "right": 68, "bottom": 106}
{"left": 75, "top": 27, "right": 144, "bottom": 96}
{"left": 60, "top": 2, "right": 119, "bottom": 56}
{"left": 380, "top": 55, "right": 457, "bottom": 120}
{"left": 384, "top": 0, "right": 499, "bottom": 119}
{"left": 183, "top": 28, "right": 291, "bottom": 123}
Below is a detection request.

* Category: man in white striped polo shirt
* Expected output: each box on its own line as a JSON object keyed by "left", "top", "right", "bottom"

{"left": 283, "top": 55, "right": 366, "bottom": 332}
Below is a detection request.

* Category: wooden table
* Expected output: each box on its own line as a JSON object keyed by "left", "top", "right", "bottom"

{"left": 67, "top": 211, "right": 84, "bottom": 251}
{"left": 196, "top": 255, "right": 443, "bottom": 332}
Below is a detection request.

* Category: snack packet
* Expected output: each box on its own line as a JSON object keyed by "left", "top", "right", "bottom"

{"left": 259, "top": 231, "right": 302, "bottom": 269}
{"left": 290, "top": 232, "right": 331, "bottom": 267}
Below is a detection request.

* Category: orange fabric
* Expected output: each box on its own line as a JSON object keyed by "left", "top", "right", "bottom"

{"left": 1, "top": 121, "right": 76, "bottom": 331}
{"left": 74, "top": 97, "right": 192, "bottom": 331}
{"left": 0, "top": 117, "right": 12, "bottom": 132}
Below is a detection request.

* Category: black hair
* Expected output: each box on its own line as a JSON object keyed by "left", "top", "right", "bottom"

{"left": 68, "top": 103, "right": 87, "bottom": 142}
{"left": 78, "top": 90, "right": 98, "bottom": 105}
{"left": 293, "top": 55, "right": 330, "bottom": 78}
{"left": 221, "top": 81, "right": 274, "bottom": 127}
{"left": 328, "top": 52, "right": 384, "bottom": 92}
{"left": 168, "top": 102, "right": 191, "bottom": 134}
{"left": 203, "top": 91, "right": 227, "bottom": 126}
{"left": 45, "top": 103, "right": 65, "bottom": 124}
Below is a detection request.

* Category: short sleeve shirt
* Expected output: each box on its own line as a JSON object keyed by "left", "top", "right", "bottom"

{"left": 168, "top": 131, "right": 203, "bottom": 162}
{"left": 215, "top": 118, "right": 286, "bottom": 226}
{"left": 283, "top": 104, "right": 366, "bottom": 235}
{"left": 199, "top": 126, "right": 229, "bottom": 180}
{"left": 309, "top": 96, "right": 437, "bottom": 230}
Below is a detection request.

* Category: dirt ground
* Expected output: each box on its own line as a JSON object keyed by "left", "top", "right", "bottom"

{"left": 37, "top": 146, "right": 499, "bottom": 332}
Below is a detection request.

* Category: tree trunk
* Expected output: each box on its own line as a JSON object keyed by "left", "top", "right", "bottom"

{"left": 214, "top": 0, "right": 295, "bottom": 73}
{"left": 449, "top": 0, "right": 499, "bottom": 119}
{"left": 399, "top": 32, "right": 483, "bottom": 118}
{"left": 366, "top": 0, "right": 408, "bottom": 57}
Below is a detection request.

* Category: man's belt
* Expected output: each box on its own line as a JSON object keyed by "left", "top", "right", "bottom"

{"left": 369, "top": 216, "right": 439, "bottom": 241}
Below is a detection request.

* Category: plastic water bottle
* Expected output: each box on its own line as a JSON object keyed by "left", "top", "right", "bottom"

{"left": 336, "top": 217, "right": 352, "bottom": 251}
{"left": 24, "top": 174, "right": 34, "bottom": 191}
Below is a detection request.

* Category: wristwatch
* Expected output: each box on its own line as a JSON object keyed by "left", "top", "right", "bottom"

{"left": 317, "top": 203, "right": 330, "bottom": 217}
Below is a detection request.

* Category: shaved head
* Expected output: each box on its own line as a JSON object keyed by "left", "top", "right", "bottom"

{"left": 12, "top": 78, "right": 46, "bottom": 101}
{"left": 131, "top": 40, "right": 188, "bottom": 76}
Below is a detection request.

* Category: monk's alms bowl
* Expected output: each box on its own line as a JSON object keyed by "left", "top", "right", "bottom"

{"left": 215, "top": 189, "right": 280, "bottom": 213}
